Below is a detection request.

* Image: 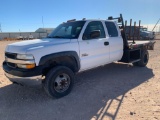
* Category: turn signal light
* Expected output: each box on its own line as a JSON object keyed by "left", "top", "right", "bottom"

{"left": 17, "top": 64, "right": 35, "bottom": 69}
{"left": 26, "top": 64, "right": 35, "bottom": 69}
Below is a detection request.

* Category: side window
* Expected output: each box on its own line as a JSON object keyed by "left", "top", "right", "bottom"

{"left": 83, "top": 21, "right": 105, "bottom": 40}
{"left": 105, "top": 22, "right": 118, "bottom": 37}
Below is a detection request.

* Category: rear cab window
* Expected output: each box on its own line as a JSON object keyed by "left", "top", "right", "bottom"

{"left": 105, "top": 21, "right": 118, "bottom": 37}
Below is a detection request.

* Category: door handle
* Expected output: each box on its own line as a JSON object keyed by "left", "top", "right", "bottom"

{"left": 104, "top": 41, "right": 109, "bottom": 46}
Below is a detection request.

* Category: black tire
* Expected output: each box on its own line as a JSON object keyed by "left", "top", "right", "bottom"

{"left": 133, "top": 50, "right": 149, "bottom": 67}
{"left": 43, "top": 66, "right": 74, "bottom": 98}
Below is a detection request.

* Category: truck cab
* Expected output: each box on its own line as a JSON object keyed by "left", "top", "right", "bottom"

{"left": 140, "top": 27, "right": 155, "bottom": 40}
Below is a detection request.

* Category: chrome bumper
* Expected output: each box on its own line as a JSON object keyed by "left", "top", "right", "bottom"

{"left": 5, "top": 72, "right": 44, "bottom": 86}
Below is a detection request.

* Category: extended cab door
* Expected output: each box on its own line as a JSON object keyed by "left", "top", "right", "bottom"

{"left": 78, "top": 21, "right": 110, "bottom": 71}
{"left": 105, "top": 21, "right": 123, "bottom": 62}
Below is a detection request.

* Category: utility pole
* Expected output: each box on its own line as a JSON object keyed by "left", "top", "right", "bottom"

{"left": 19, "top": 29, "right": 21, "bottom": 36}
{"left": 42, "top": 16, "right": 44, "bottom": 28}
{"left": 0, "top": 23, "right": 2, "bottom": 32}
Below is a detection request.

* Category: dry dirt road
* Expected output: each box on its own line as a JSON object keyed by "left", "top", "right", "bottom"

{"left": 0, "top": 40, "right": 160, "bottom": 120}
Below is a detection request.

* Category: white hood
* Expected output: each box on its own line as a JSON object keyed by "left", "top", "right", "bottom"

{"left": 5, "top": 38, "right": 70, "bottom": 54}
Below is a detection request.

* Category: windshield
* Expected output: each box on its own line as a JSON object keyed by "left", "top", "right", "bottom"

{"left": 140, "top": 28, "right": 147, "bottom": 31}
{"left": 48, "top": 21, "right": 86, "bottom": 39}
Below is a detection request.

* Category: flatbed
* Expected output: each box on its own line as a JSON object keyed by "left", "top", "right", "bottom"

{"left": 108, "top": 14, "right": 156, "bottom": 64}
{"left": 128, "top": 40, "right": 155, "bottom": 50}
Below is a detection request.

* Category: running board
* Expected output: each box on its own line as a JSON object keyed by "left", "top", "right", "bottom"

{"left": 129, "top": 59, "right": 141, "bottom": 63}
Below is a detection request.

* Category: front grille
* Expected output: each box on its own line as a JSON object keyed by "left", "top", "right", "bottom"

{"left": 5, "top": 52, "right": 17, "bottom": 68}
{"left": 5, "top": 52, "right": 17, "bottom": 59}
{"left": 7, "top": 62, "right": 17, "bottom": 68}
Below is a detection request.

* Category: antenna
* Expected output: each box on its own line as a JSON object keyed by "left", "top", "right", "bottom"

{"left": 42, "top": 16, "right": 44, "bottom": 28}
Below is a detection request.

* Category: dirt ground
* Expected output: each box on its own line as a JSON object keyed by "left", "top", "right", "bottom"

{"left": 0, "top": 38, "right": 160, "bottom": 120}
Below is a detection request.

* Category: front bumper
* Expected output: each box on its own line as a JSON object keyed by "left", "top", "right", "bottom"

{"left": 3, "top": 61, "right": 44, "bottom": 86}
{"left": 5, "top": 72, "right": 43, "bottom": 86}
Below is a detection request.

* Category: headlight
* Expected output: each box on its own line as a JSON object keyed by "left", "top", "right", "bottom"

{"left": 17, "top": 64, "right": 35, "bottom": 69}
{"left": 16, "top": 54, "right": 35, "bottom": 69}
{"left": 16, "top": 54, "right": 34, "bottom": 60}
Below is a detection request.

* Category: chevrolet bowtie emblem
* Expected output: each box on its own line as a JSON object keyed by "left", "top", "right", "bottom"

{"left": 82, "top": 53, "right": 88, "bottom": 57}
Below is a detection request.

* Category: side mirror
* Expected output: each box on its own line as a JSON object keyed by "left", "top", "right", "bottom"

{"left": 90, "top": 30, "right": 100, "bottom": 39}
{"left": 118, "top": 18, "right": 122, "bottom": 22}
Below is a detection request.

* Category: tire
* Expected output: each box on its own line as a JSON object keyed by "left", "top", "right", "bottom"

{"left": 133, "top": 50, "right": 149, "bottom": 67}
{"left": 43, "top": 66, "right": 74, "bottom": 98}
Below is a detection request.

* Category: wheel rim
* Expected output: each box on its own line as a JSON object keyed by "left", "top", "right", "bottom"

{"left": 143, "top": 53, "right": 148, "bottom": 64}
{"left": 54, "top": 73, "right": 71, "bottom": 93}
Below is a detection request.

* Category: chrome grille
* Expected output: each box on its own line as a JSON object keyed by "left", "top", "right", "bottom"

{"left": 7, "top": 62, "right": 17, "bottom": 68}
{"left": 5, "top": 52, "right": 17, "bottom": 68}
{"left": 5, "top": 52, "right": 17, "bottom": 59}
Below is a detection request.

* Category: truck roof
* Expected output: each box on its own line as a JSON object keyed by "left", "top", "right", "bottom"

{"left": 66, "top": 19, "right": 115, "bottom": 23}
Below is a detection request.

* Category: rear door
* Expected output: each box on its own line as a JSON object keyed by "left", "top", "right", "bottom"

{"left": 105, "top": 21, "right": 123, "bottom": 62}
{"left": 78, "top": 21, "right": 110, "bottom": 71}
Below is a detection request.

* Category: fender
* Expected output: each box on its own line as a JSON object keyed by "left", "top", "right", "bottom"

{"left": 39, "top": 51, "right": 80, "bottom": 72}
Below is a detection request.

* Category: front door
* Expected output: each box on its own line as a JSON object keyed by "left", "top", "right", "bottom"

{"left": 78, "top": 21, "right": 110, "bottom": 71}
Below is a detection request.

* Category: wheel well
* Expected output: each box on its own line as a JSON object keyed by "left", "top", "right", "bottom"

{"left": 42, "top": 56, "right": 79, "bottom": 76}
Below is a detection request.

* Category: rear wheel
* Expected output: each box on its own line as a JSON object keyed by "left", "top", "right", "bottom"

{"left": 43, "top": 66, "right": 74, "bottom": 98}
{"left": 133, "top": 50, "right": 149, "bottom": 67}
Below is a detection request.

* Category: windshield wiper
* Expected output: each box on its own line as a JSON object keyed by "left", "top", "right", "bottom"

{"left": 46, "top": 36, "right": 52, "bottom": 38}
{"left": 47, "top": 36, "right": 64, "bottom": 38}
{"left": 52, "top": 36, "right": 64, "bottom": 38}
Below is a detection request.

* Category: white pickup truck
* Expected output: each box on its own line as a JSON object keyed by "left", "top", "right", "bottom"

{"left": 3, "top": 14, "right": 155, "bottom": 98}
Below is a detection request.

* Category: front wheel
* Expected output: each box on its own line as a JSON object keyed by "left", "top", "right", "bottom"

{"left": 43, "top": 66, "right": 74, "bottom": 98}
{"left": 133, "top": 50, "right": 149, "bottom": 67}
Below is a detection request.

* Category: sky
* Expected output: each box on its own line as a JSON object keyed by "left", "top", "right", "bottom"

{"left": 0, "top": 0, "right": 160, "bottom": 32}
